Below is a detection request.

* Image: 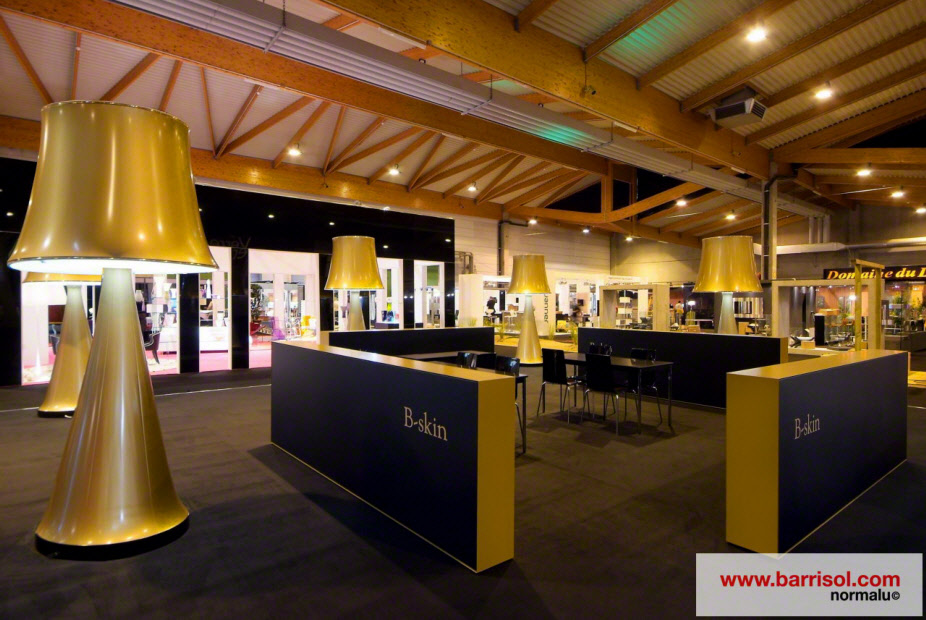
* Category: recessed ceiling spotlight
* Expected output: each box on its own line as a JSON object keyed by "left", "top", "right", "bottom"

{"left": 814, "top": 84, "right": 833, "bottom": 100}
{"left": 725, "top": 212, "right": 736, "bottom": 220}
{"left": 746, "top": 26, "right": 767, "bottom": 42}
{"left": 383, "top": 206, "right": 391, "bottom": 211}
{"left": 287, "top": 143, "right": 302, "bottom": 157}
{"left": 467, "top": 182, "right": 478, "bottom": 192}
{"left": 856, "top": 165, "right": 872, "bottom": 177}
{"left": 676, "top": 198, "right": 687, "bottom": 207}
{"left": 329, "top": 221, "right": 335, "bottom": 226}
{"left": 268, "top": 213, "right": 275, "bottom": 219}
{"left": 528, "top": 217, "right": 537, "bottom": 225}
{"left": 388, "top": 164, "right": 400, "bottom": 176}
{"left": 891, "top": 188, "right": 905, "bottom": 198}
{"left": 625, "top": 235, "right": 633, "bottom": 242}
{"left": 445, "top": 238, "right": 451, "bottom": 242}
{"left": 382, "top": 244, "right": 389, "bottom": 249}
{"left": 5, "top": 211, "right": 13, "bottom": 217}
{"left": 916, "top": 207, "right": 926, "bottom": 215}
{"left": 582, "top": 227, "right": 590, "bottom": 234}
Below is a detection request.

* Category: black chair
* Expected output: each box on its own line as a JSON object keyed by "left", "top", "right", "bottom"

{"left": 625, "top": 347, "right": 663, "bottom": 426}
{"left": 456, "top": 351, "right": 477, "bottom": 369}
{"left": 475, "top": 352, "right": 497, "bottom": 369}
{"left": 496, "top": 355, "right": 525, "bottom": 454}
{"left": 587, "top": 342, "right": 600, "bottom": 354}
{"left": 580, "top": 353, "right": 621, "bottom": 427}
{"left": 536, "top": 348, "right": 580, "bottom": 418}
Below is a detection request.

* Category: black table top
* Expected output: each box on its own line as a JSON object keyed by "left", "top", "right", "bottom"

{"left": 429, "top": 360, "right": 527, "bottom": 382}
{"left": 562, "top": 352, "right": 673, "bottom": 370}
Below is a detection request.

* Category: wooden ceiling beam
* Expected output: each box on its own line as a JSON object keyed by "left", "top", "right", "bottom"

{"left": 295, "top": 0, "right": 769, "bottom": 177}
{"left": 369, "top": 129, "right": 435, "bottom": 183}
{"left": 215, "top": 84, "right": 261, "bottom": 158}
{"left": 638, "top": 190, "right": 722, "bottom": 225}
{"left": 69, "top": 31, "right": 80, "bottom": 100}
{"left": 222, "top": 96, "right": 314, "bottom": 157}
{"left": 0, "top": 14, "right": 52, "bottom": 103}
{"left": 200, "top": 67, "right": 216, "bottom": 155}
{"left": 0, "top": 114, "right": 505, "bottom": 220}
{"left": 0, "top": 0, "right": 608, "bottom": 175}
{"left": 326, "top": 115, "right": 387, "bottom": 172}
{"left": 484, "top": 167, "right": 566, "bottom": 203}
{"left": 323, "top": 106, "right": 347, "bottom": 174}
{"left": 748, "top": 60, "right": 926, "bottom": 144}
{"left": 638, "top": 0, "right": 799, "bottom": 88}
{"left": 407, "top": 134, "right": 445, "bottom": 190}
{"left": 443, "top": 152, "right": 518, "bottom": 198}
{"left": 417, "top": 148, "right": 507, "bottom": 189}
{"left": 538, "top": 174, "right": 588, "bottom": 208}
{"left": 830, "top": 110, "right": 926, "bottom": 148}
{"left": 602, "top": 220, "right": 701, "bottom": 248}
{"left": 688, "top": 205, "right": 761, "bottom": 236}
{"left": 515, "top": 0, "right": 560, "bottom": 31}
{"left": 681, "top": 0, "right": 903, "bottom": 112}
{"left": 412, "top": 142, "right": 479, "bottom": 190}
{"left": 332, "top": 126, "right": 421, "bottom": 173}
{"left": 763, "top": 23, "right": 926, "bottom": 108}
{"left": 475, "top": 154, "right": 525, "bottom": 203}
{"left": 659, "top": 198, "right": 753, "bottom": 232}
{"left": 774, "top": 90, "right": 926, "bottom": 157}
{"left": 815, "top": 175, "right": 926, "bottom": 188}
{"left": 606, "top": 182, "right": 702, "bottom": 222}
{"left": 158, "top": 59, "right": 182, "bottom": 112}
{"left": 786, "top": 167, "right": 854, "bottom": 209}
{"left": 400, "top": 45, "right": 442, "bottom": 61}
{"left": 505, "top": 170, "right": 586, "bottom": 209}
{"left": 100, "top": 52, "right": 159, "bottom": 101}
{"left": 776, "top": 147, "right": 926, "bottom": 165}
{"left": 700, "top": 212, "right": 763, "bottom": 236}
{"left": 583, "top": 0, "right": 680, "bottom": 62}
{"left": 322, "top": 14, "right": 361, "bottom": 31}
{"left": 273, "top": 101, "right": 331, "bottom": 168}
{"left": 480, "top": 161, "right": 551, "bottom": 203}
{"left": 739, "top": 214, "right": 804, "bottom": 236}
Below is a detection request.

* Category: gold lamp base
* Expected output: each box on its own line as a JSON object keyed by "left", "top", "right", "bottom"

{"left": 717, "top": 291, "right": 737, "bottom": 335}
{"left": 35, "top": 268, "right": 188, "bottom": 553}
{"left": 38, "top": 285, "right": 92, "bottom": 418}
{"left": 348, "top": 293, "right": 366, "bottom": 330}
{"left": 515, "top": 295, "right": 542, "bottom": 364}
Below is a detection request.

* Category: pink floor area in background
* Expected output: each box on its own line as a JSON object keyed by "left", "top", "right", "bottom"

{"left": 23, "top": 343, "right": 273, "bottom": 385}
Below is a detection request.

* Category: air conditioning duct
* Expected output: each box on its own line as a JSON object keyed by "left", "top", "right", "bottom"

{"left": 709, "top": 99, "right": 766, "bottom": 128}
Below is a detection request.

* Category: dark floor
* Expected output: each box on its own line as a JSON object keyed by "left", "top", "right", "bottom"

{"left": 1, "top": 355, "right": 924, "bottom": 618}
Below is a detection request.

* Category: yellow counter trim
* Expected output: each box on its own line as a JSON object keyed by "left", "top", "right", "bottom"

{"left": 730, "top": 349, "right": 905, "bottom": 380}
{"left": 276, "top": 340, "right": 507, "bottom": 383}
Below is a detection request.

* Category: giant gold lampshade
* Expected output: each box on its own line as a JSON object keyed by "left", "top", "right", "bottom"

{"left": 8, "top": 101, "right": 217, "bottom": 555}
{"left": 692, "top": 236, "right": 762, "bottom": 335}
{"left": 24, "top": 273, "right": 100, "bottom": 418}
{"left": 325, "top": 236, "right": 384, "bottom": 330}
{"left": 507, "top": 254, "right": 551, "bottom": 364}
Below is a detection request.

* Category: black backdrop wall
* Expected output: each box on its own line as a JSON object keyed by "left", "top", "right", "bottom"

{"left": 0, "top": 158, "right": 455, "bottom": 385}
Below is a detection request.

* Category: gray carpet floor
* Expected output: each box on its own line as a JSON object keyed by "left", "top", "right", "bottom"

{"left": 1, "top": 357, "right": 924, "bottom": 618}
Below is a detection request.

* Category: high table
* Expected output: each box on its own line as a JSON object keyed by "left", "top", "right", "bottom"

{"left": 562, "top": 353, "right": 674, "bottom": 433}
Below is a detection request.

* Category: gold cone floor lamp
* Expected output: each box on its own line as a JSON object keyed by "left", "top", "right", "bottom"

{"left": 325, "top": 236, "right": 384, "bottom": 331}
{"left": 8, "top": 101, "right": 217, "bottom": 555}
{"left": 692, "top": 236, "right": 762, "bottom": 335}
{"left": 25, "top": 273, "right": 100, "bottom": 417}
{"left": 507, "top": 254, "right": 552, "bottom": 364}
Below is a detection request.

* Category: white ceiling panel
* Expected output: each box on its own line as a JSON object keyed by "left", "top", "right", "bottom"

{"left": 2, "top": 12, "right": 73, "bottom": 102}
{"left": 74, "top": 33, "right": 151, "bottom": 101}
{"left": 113, "top": 56, "right": 173, "bottom": 110}
{"left": 232, "top": 97, "right": 325, "bottom": 161}
{"left": 163, "top": 63, "right": 213, "bottom": 151}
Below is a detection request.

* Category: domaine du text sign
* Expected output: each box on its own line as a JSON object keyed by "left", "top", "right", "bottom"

{"left": 823, "top": 266, "right": 926, "bottom": 281}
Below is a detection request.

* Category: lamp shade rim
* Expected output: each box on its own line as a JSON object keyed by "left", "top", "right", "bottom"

{"left": 24, "top": 272, "right": 102, "bottom": 284}
{"left": 44, "top": 100, "right": 188, "bottom": 128}
{"left": 10, "top": 257, "right": 217, "bottom": 275}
